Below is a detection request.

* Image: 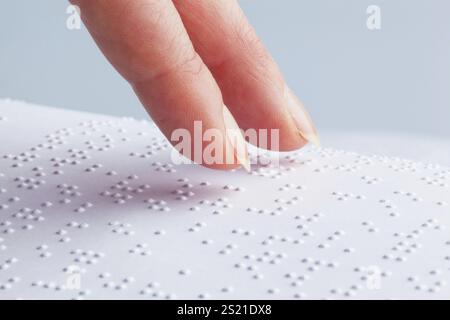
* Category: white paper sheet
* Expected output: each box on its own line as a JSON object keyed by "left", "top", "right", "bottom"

{"left": 0, "top": 99, "right": 449, "bottom": 299}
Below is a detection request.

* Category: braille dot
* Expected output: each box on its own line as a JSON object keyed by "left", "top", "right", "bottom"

{"left": 267, "top": 288, "right": 279, "bottom": 294}
{"left": 179, "top": 269, "right": 191, "bottom": 276}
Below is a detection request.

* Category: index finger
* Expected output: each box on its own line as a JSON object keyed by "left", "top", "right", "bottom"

{"left": 70, "top": 0, "right": 250, "bottom": 170}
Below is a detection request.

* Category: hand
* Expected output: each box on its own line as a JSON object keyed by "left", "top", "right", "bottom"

{"left": 70, "top": 0, "right": 319, "bottom": 170}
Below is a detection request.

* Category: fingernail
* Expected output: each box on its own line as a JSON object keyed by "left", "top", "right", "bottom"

{"left": 222, "top": 106, "right": 251, "bottom": 171}
{"left": 284, "top": 86, "right": 320, "bottom": 146}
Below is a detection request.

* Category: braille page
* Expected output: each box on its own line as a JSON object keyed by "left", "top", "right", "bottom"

{"left": 0, "top": 99, "right": 449, "bottom": 299}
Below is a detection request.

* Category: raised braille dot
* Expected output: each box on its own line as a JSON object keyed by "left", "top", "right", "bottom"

{"left": 267, "top": 288, "right": 279, "bottom": 294}
{"left": 179, "top": 269, "right": 191, "bottom": 276}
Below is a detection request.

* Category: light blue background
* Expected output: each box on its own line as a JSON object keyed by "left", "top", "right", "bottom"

{"left": 1, "top": 1, "right": 449, "bottom": 138}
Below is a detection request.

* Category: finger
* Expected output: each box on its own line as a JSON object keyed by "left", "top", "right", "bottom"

{"left": 173, "top": 0, "right": 319, "bottom": 151}
{"left": 70, "top": 0, "right": 250, "bottom": 170}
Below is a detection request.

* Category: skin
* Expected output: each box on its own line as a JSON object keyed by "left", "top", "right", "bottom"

{"left": 70, "top": 0, "right": 309, "bottom": 169}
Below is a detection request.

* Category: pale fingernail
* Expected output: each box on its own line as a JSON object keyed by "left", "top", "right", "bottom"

{"left": 222, "top": 106, "right": 251, "bottom": 171}
{"left": 284, "top": 86, "right": 320, "bottom": 146}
